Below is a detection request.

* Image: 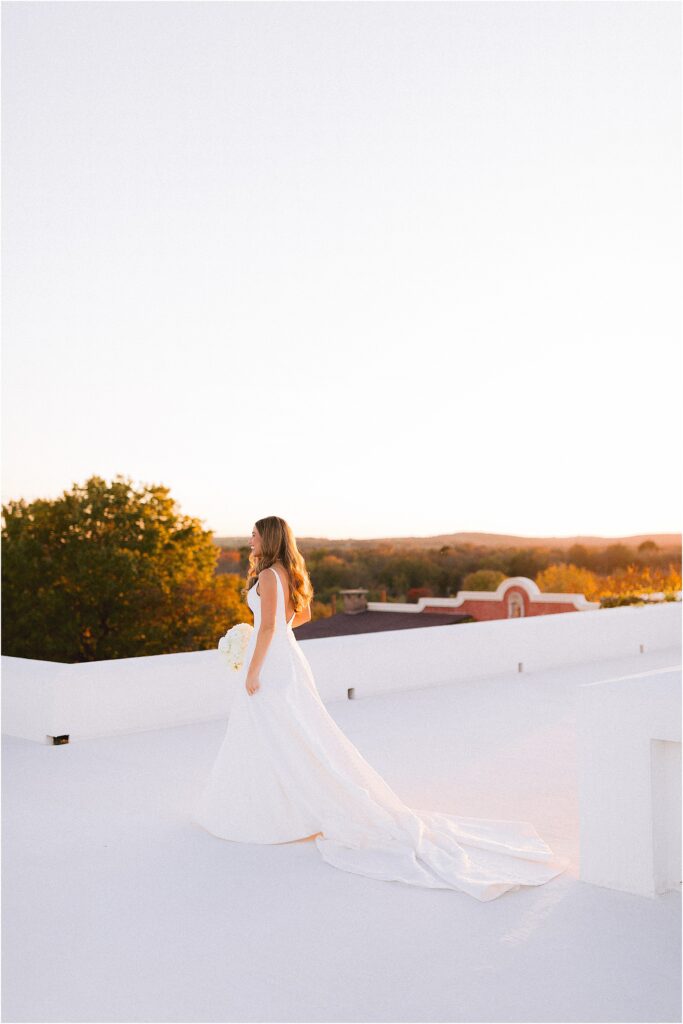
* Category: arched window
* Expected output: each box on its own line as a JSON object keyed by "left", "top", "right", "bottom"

{"left": 508, "top": 591, "right": 525, "bottom": 618}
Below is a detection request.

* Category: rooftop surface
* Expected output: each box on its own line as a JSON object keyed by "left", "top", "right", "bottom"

{"left": 2, "top": 645, "right": 681, "bottom": 1023}
{"left": 296, "top": 609, "right": 472, "bottom": 638}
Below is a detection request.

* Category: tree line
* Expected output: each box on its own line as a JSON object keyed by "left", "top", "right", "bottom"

{"left": 2, "top": 475, "right": 680, "bottom": 663}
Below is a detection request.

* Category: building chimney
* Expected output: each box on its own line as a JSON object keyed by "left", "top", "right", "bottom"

{"left": 339, "top": 588, "right": 368, "bottom": 614}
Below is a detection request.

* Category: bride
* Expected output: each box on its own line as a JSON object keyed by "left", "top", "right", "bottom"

{"left": 194, "top": 516, "right": 569, "bottom": 901}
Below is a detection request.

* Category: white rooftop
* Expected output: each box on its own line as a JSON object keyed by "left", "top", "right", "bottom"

{"left": 2, "top": 643, "right": 681, "bottom": 1023}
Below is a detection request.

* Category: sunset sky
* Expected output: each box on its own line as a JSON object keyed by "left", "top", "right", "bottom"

{"left": 2, "top": 2, "right": 680, "bottom": 540}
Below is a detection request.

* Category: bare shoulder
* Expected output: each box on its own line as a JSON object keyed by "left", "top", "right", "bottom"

{"left": 270, "top": 561, "right": 289, "bottom": 583}
{"left": 256, "top": 567, "right": 276, "bottom": 594}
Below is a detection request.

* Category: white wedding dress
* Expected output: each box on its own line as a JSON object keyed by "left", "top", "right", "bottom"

{"left": 193, "top": 566, "right": 569, "bottom": 901}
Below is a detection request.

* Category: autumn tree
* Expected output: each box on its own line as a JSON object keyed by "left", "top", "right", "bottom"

{"left": 535, "top": 563, "right": 600, "bottom": 601}
{"left": 599, "top": 564, "right": 682, "bottom": 599}
{"left": 1, "top": 474, "right": 249, "bottom": 662}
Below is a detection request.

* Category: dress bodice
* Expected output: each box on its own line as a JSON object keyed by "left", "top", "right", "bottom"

{"left": 247, "top": 565, "right": 296, "bottom": 633}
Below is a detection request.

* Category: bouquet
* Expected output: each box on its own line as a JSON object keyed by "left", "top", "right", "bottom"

{"left": 218, "top": 622, "right": 254, "bottom": 672}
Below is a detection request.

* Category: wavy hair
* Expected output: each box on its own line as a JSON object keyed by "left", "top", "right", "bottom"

{"left": 242, "top": 516, "right": 314, "bottom": 613}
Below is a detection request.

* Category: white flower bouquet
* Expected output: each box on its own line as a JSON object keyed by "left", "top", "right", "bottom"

{"left": 218, "top": 622, "right": 254, "bottom": 672}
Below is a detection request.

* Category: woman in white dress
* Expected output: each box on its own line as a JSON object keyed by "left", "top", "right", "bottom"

{"left": 194, "top": 516, "right": 569, "bottom": 901}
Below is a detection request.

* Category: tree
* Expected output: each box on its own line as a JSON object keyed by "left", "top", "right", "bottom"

{"left": 505, "top": 548, "right": 547, "bottom": 578}
{"left": 567, "top": 543, "right": 593, "bottom": 569}
{"left": 535, "top": 563, "right": 600, "bottom": 601}
{"left": 461, "top": 569, "right": 506, "bottom": 591}
{"left": 1, "top": 474, "right": 248, "bottom": 662}
{"left": 599, "top": 563, "right": 682, "bottom": 599}
{"left": 597, "top": 544, "right": 634, "bottom": 574}
{"left": 216, "top": 548, "right": 242, "bottom": 574}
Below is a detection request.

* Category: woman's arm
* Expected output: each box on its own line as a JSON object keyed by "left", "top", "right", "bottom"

{"left": 245, "top": 570, "right": 276, "bottom": 693}
{"left": 291, "top": 602, "right": 312, "bottom": 628}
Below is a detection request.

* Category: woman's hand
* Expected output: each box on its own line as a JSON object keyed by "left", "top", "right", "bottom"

{"left": 245, "top": 670, "right": 260, "bottom": 696}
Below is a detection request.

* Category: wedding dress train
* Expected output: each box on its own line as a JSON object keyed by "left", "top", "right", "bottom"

{"left": 193, "top": 566, "right": 569, "bottom": 901}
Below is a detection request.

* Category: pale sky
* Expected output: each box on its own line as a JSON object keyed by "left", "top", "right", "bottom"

{"left": 2, "top": 1, "right": 680, "bottom": 540}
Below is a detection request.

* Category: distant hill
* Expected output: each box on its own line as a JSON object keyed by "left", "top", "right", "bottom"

{"left": 214, "top": 531, "right": 681, "bottom": 552}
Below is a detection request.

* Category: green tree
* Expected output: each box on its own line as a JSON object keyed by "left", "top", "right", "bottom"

{"left": 1, "top": 474, "right": 248, "bottom": 662}
{"left": 505, "top": 547, "right": 547, "bottom": 578}
{"left": 461, "top": 569, "right": 506, "bottom": 591}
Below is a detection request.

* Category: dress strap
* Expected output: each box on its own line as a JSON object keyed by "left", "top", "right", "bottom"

{"left": 268, "top": 566, "right": 295, "bottom": 626}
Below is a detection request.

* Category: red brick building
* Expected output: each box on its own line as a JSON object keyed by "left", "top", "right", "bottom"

{"left": 296, "top": 578, "right": 599, "bottom": 639}
{"left": 421, "top": 576, "right": 599, "bottom": 621}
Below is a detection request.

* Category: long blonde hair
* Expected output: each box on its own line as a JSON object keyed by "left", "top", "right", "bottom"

{"left": 243, "top": 516, "right": 314, "bottom": 613}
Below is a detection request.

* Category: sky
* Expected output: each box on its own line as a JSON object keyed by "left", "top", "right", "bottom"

{"left": 2, "top": 1, "right": 681, "bottom": 541}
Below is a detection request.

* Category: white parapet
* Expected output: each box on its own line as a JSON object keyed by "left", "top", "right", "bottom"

{"left": 1, "top": 602, "right": 680, "bottom": 743}
{"left": 578, "top": 665, "right": 682, "bottom": 898}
